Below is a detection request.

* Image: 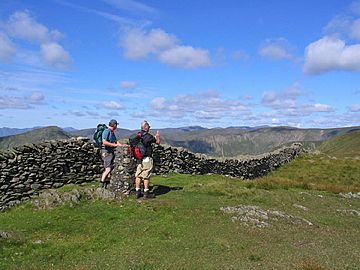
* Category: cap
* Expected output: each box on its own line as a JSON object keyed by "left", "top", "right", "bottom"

{"left": 109, "top": 119, "right": 118, "bottom": 127}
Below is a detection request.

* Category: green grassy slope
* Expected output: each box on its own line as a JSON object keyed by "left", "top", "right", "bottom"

{"left": 0, "top": 126, "right": 71, "bottom": 150}
{"left": 1, "top": 153, "right": 359, "bottom": 269}
{"left": 318, "top": 130, "right": 360, "bottom": 158}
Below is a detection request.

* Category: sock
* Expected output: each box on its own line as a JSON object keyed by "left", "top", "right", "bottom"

{"left": 144, "top": 188, "right": 149, "bottom": 192}
{"left": 135, "top": 188, "right": 141, "bottom": 191}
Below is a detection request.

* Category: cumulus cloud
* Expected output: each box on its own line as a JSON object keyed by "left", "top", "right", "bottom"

{"left": 41, "top": 42, "right": 72, "bottom": 69}
{"left": 0, "top": 32, "right": 16, "bottom": 61}
{"left": 262, "top": 83, "right": 301, "bottom": 109}
{"left": 258, "top": 38, "right": 294, "bottom": 60}
{"left": 3, "top": 11, "right": 62, "bottom": 43}
{"left": 0, "top": 95, "right": 32, "bottom": 109}
{"left": 100, "top": 101, "right": 124, "bottom": 110}
{"left": 262, "top": 83, "right": 334, "bottom": 117}
{"left": 348, "top": 104, "right": 360, "bottom": 112}
{"left": 304, "top": 36, "right": 360, "bottom": 74}
{"left": 120, "top": 28, "right": 211, "bottom": 68}
{"left": 1, "top": 11, "right": 71, "bottom": 69}
{"left": 158, "top": 45, "right": 211, "bottom": 68}
{"left": 121, "top": 28, "right": 177, "bottom": 59}
{"left": 120, "top": 80, "right": 137, "bottom": 89}
{"left": 302, "top": 103, "right": 335, "bottom": 113}
{"left": 144, "top": 90, "right": 249, "bottom": 120}
{"left": 194, "top": 110, "right": 223, "bottom": 119}
{"left": 28, "top": 91, "right": 45, "bottom": 104}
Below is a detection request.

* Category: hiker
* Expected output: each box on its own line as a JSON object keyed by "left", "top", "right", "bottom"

{"left": 100, "top": 119, "right": 126, "bottom": 188}
{"left": 134, "top": 120, "right": 160, "bottom": 199}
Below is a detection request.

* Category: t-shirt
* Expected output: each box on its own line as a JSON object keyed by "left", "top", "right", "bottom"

{"left": 102, "top": 128, "right": 117, "bottom": 153}
{"left": 141, "top": 130, "right": 157, "bottom": 157}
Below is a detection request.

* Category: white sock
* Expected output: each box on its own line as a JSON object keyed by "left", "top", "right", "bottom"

{"left": 144, "top": 188, "right": 149, "bottom": 192}
{"left": 136, "top": 188, "right": 140, "bottom": 191}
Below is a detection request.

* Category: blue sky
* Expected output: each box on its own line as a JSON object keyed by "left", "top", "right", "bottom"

{"left": 0, "top": 0, "right": 360, "bottom": 129}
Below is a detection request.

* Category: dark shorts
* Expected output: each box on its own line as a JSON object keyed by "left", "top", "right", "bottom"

{"left": 101, "top": 151, "right": 115, "bottom": 169}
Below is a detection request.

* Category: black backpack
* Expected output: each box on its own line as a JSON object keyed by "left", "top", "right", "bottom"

{"left": 93, "top": 124, "right": 108, "bottom": 148}
{"left": 128, "top": 132, "right": 146, "bottom": 159}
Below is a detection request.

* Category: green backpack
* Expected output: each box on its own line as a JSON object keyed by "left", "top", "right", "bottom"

{"left": 93, "top": 124, "right": 108, "bottom": 148}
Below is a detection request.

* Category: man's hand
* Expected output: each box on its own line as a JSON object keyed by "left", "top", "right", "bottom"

{"left": 116, "top": 141, "right": 127, "bottom": 147}
{"left": 155, "top": 130, "right": 161, "bottom": 145}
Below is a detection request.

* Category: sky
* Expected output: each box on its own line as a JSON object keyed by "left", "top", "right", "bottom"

{"left": 0, "top": 0, "right": 360, "bottom": 130}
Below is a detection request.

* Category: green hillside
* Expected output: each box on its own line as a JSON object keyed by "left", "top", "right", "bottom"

{"left": 318, "top": 130, "right": 360, "bottom": 158}
{"left": 0, "top": 126, "right": 71, "bottom": 150}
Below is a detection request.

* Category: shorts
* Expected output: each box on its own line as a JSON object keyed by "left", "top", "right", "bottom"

{"left": 101, "top": 151, "right": 115, "bottom": 169}
{"left": 135, "top": 157, "right": 153, "bottom": 179}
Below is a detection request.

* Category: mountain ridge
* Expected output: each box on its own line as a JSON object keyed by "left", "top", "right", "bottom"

{"left": 1, "top": 125, "right": 359, "bottom": 157}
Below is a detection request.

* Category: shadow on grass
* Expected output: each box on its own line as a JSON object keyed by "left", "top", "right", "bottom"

{"left": 151, "top": 185, "right": 183, "bottom": 196}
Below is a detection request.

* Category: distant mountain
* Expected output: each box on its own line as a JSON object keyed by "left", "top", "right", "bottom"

{"left": 0, "top": 127, "right": 34, "bottom": 137}
{"left": 62, "top": 127, "right": 77, "bottom": 132}
{"left": 318, "top": 129, "right": 360, "bottom": 158}
{"left": 0, "top": 126, "right": 71, "bottom": 150}
{"left": 1, "top": 125, "right": 359, "bottom": 157}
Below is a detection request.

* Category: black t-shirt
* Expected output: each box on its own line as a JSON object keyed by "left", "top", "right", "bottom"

{"left": 141, "top": 130, "right": 157, "bottom": 157}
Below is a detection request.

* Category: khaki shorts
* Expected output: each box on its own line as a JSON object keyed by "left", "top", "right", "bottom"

{"left": 135, "top": 157, "right": 153, "bottom": 179}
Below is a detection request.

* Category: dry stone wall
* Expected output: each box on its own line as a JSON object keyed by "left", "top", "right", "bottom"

{"left": 0, "top": 138, "right": 303, "bottom": 210}
{"left": 110, "top": 143, "right": 303, "bottom": 193}
{"left": 0, "top": 138, "right": 102, "bottom": 211}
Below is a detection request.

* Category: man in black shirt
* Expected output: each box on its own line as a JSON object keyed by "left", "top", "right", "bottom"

{"left": 135, "top": 120, "right": 160, "bottom": 199}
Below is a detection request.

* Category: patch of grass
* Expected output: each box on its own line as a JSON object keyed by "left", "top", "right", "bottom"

{"left": 318, "top": 130, "right": 360, "bottom": 158}
{"left": 252, "top": 154, "right": 360, "bottom": 193}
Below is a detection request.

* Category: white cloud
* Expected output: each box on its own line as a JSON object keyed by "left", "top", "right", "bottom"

{"left": 100, "top": 101, "right": 124, "bottom": 110}
{"left": 28, "top": 91, "right": 45, "bottom": 103}
{"left": 158, "top": 45, "right": 211, "bottom": 68}
{"left": 302, "top": 103, "right": 335, "bottom": 113}
{"left": 261, "top": 83, "right": 302, "bottom": 110}
{"left": 150, "top": 97, "right": 166, "bottom": 110}
{"left": 41, "top": 42, "right": 72, "bottom": 69}
{"left": 3, "top": 11, "right": 61, "bottom": 43}
{"left": 0, "top": 32, "right": 16, "bottom": 61}
{"left": 146, "top": 90, "right": 249, "bottom": 120}
{"left": 120, "top": 28, "right": 212, "bottom": 68}
{"left": 194, "top": 110, "right": 222, "bottom": 119}
{"left": 1, "top": 11, "right": 72, "bottom": 69}
{"left": 68, "top": 110, "right": 86, "bottom": 117}
{"left": 258, "top": 38, "right": 293, "bottom": 60}
{"left": 0, "top": 95, "right": 32, "bottom": 109}
{"left": 350, "top": 19, "right": 360, "bottom": 40}
{"left": 121, "top": 28, "right": 177, "bottom": 59}
{"left": 120, "top": 80, "right": 137, "bottom": 89}
{"left": 348, "top": 104, "right": 360, "bottom": 112}
{"left": 304, "top": 36, "right": 360, "bottom": 74}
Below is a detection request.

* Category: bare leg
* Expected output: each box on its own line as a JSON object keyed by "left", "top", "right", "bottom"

{"left": 101, "top": 167, "right": 111, "bottom": 182}
{"left": 135, "top": 177, "right": 141, "bottom": 189}
{"left": 143, "top": 179, "right": 149, "bottom": 190}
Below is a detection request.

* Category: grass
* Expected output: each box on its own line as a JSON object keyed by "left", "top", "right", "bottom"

{"left": 1, "top": 153, "right": 360, "bottom": 269}
{"left": 318, "top": 130, "right": 360, "bottom": 159}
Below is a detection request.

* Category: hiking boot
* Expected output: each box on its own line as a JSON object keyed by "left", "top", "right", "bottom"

{"left": 135, "top": 189, "right": 141, "bottom": 199}
{"left": 143, "top": 191, "right": 155, "bottom": 199}
{"left": 100, "top": 181, "right": 105, "bottom": 188}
